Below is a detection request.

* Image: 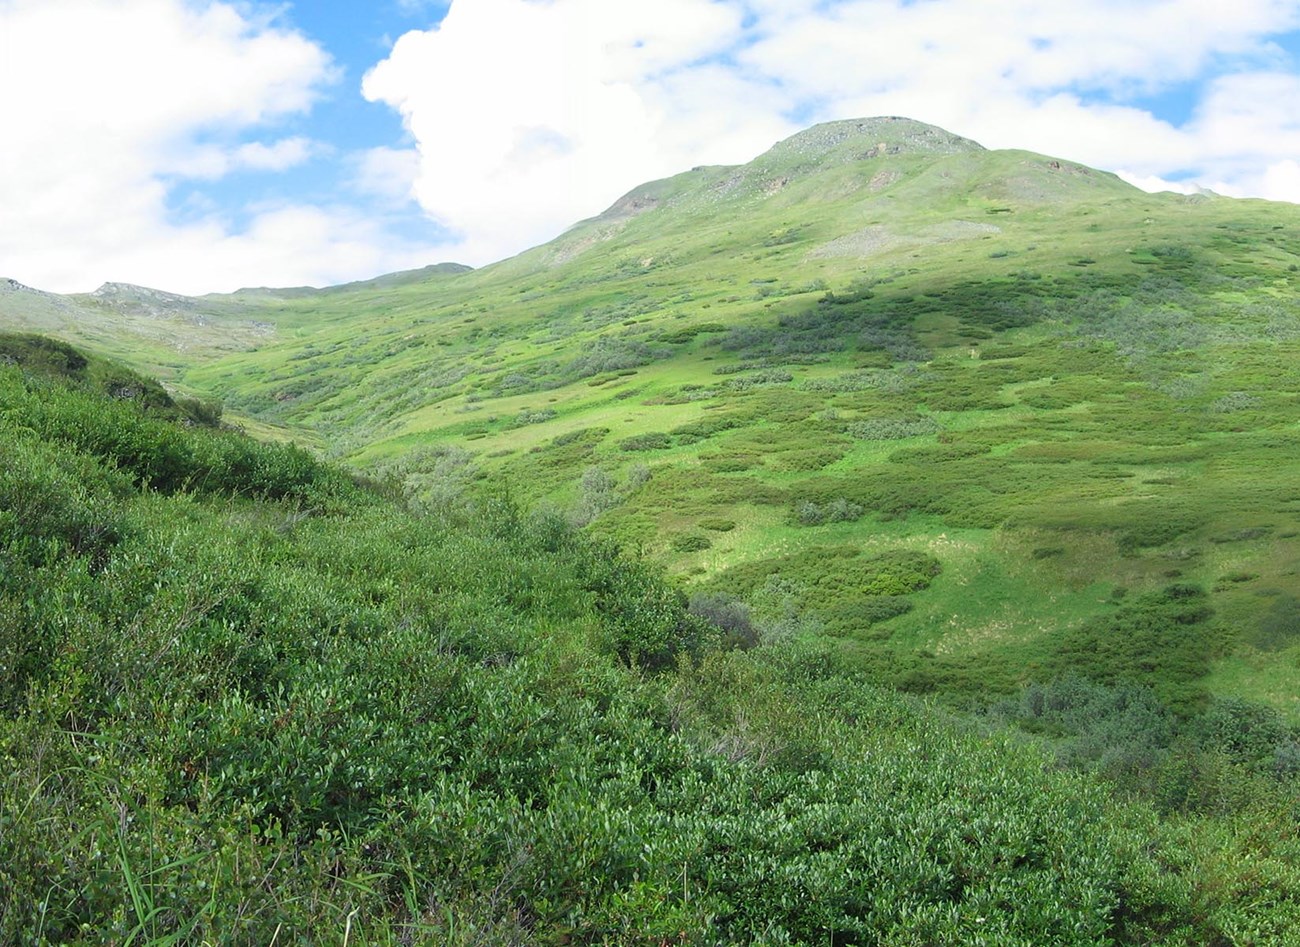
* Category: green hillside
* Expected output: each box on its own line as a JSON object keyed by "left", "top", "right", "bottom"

{"left": 3, "top": 335, "right": 1299, "bottom": 944}
{"left": 10, "top": 118, "right": 1295, "bottom": 724}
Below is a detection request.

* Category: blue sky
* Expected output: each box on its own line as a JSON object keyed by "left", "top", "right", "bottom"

{"left": 2, "top": 0, "right": 1299, "bottom": 294}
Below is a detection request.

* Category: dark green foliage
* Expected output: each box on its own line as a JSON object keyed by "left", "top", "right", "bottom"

{"left": 5, "top": 366, "right": 353, "bottom": 503}
{"left": 1, "top": 330, "right": 179, "bottom": 416}
{"left": 1252, "top": 594, "right": 1300, "bottom": 651}
{"left": 689, "top": 591, "right": 758, "bottom": 648}
{"left": 770, "top": 446, "right": 847, "bottom": 472}
{"left": 698, "top": 517, "right": 736, "bottom": 532}
{"left": 793, "top": 497, "right": 864, "bottom": 526}
{"left": 655, "top": 321, "right": 727, "bottom": 344}
{"left": 0, "top": 427, "right": 128, "bottom": 568}
{"left": 670, "top": 531, "right": 713, "bottom": 552}
{"left": 701, "top": 451, "right": 763, "bottom": 472}
{"left": 715, "top": 545, "right": 941, "bottom": 637}
{"left": 619, "top": 431, "right": 673, "bottom": 451}
{"left": 1045, "top": 585, "right": 1221, "bottom": 712}
{"left": 565, "top": 336, "right": 658, "bottom": 379}
{"left": 992, "top": 676, "right": 1176, "bottom": 777}
{"left": 670, "top": 414, "right": 742, "bottom": 444}
{"left": 0, "top": 331, "right": 89, "bottom": 374}
{"left": 723, "top": 290, "right": 926, "bottom": 361}
{"left": 1188, "top": 697, "right": 1291, "bottom": 769}
{"left": 821, "top": 594, "right": 914, "bottom": 630}
{"left": 175, "top": 394, "right": 224, "bottom": 426}
{"left": 847, "top": 415, "right": 940, "bottom": 440}
{"left": 512, "top": 406, "right": 558, "bottom": 426}
{"left": 528, "top": 426, "right": 609, "bottom": 473}
{"left": 721, "top": 368, "right": 793, "bottom": 390}
{"left": 991, "top": 679, "right": 1300, "bottom": 852}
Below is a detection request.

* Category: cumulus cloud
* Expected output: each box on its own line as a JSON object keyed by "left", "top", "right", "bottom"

{"left": 365, "top": 0, "right": 1300, "bottom": 267}
{"left": 1115, "top": 172, "right": 1208, "bottom": 196}
{"left": 0, "top": 0, "right": 434, "bottom": 294}
{"left": 1260, "top": 160, "right": 1300, "bottom": 203}
{"left": 362, "top": 0, "right": 793, "bottom": 263}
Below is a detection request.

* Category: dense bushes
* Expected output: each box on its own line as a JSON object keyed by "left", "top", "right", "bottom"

{"left": 2, "top": 365, "right": 353, "bottom": 504}
{"left": 3, "top": 342, "right": 1300, "bottom": 943}
{"left": 1044, "top": 584, "right": 1222, "bottom": 712}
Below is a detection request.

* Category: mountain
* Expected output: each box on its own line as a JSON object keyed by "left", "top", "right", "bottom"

{"left": 4, "top": 117, "right": 1300, "bottom": 942}
{"left": 4, "top": 116, "right": 1300, "bottom": 718}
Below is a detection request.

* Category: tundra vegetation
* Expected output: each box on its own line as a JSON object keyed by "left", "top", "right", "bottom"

{"left": 3, "top": 118, "right": 1300, "bottom": 942}
{"left": 3, "top": 332, "right": 1299, "bottom": 944}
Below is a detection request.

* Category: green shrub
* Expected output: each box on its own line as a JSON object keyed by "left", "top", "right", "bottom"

{"left": 1045, "top": 585, "right": 1220, "bottom": 712}
{"left": 847, "top": 416, "right": 940, "bottom": 440}
{"left": 698, "top": 518, "right": 736, "bottom": 532}
{"left": 618, "top": 432, "right": 673, "bottom": 452}
{"left": 670, "top": 532, "right": 713, "bottom": 553}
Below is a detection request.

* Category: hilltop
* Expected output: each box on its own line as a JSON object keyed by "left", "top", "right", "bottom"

{"left": 4, "top": 117, "right": 1300, "bottom": 723}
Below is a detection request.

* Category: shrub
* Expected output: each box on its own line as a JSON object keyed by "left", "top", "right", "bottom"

{"left": 623, "top": 463, "right": 652, "bottom": 491}
{"left": 512, "top": 407, "right": 558, "bottom": 426}
{"left": 618, "top": 432, "right": 673, "bottom": 452}
{"left": 1046, "top": 584, "right": 1219, "bottom": 712}
{"left": 699, "top": 518, "right": 736, "bottom": 532}
{"left": 572, "top": 465, "right": 619, "bottom": 525}
{"left": 670, "top": 532, "right": 712, "bottom": 553}
{"left": 847, "top": 416, "right": 940, "bottom": 440}
{"left": 688, "top": 592, "right": 758, "bottom": 648}
{"left": 793, "top": 498, "right": 865, "bottom": 526}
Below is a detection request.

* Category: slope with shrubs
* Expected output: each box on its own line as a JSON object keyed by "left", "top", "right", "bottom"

{"left": 10, "top": 119, "right": 1292, "bottom": 719}
{"left": 4, "top": 338, "right": 1299, "bottom": 944}
{"left": 6, "top": 120, "right": 1300, "bottom": 728}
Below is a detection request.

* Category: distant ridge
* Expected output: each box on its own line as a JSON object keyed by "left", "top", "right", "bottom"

{"left": 222, "top": 262, "right": 473, "bottom": 300}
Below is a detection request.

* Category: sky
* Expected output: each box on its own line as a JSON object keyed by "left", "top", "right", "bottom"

{"left": 2, "top": 0, "right": 1299, "bottom": 295}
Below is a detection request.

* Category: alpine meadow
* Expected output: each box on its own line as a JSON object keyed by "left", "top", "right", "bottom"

{"left": 3, "top": 117, "right": 1300, "bottom": 944}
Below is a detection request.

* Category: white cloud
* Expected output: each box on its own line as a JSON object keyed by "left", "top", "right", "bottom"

{"left": 1260, "top": 159, "right": 1300, "bottom": 203}
{"left": 362, "top": 0, "right": 790, "bottom": 263}
{"left": 0, "top": 0, "right": 406, "bottom": 294}
{"left": 353, "top": 147, "right": 423, "bottom": 205}
{"left": 1115, "top": 172, "right": 1206, "bottom": 196}
{"left": 365, "top": 0, "right": 1300, "bottom": 268}
{"left": 168, "top": 137, "right": 320, "bottom": 179}
{"left": 233, "top": 138, "right": 318, "bottom": 172}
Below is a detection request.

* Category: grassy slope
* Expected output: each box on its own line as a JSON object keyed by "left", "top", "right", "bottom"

{"left": 3, "top": 339, "right": 1299, "bottom": 944}
{"left": 7, "top": 117, "right": 1300, "bottom": 718}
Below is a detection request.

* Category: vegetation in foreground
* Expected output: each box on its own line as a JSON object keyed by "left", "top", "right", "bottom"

{"left": 3, "top": 337, "right": 1299, "bottom": 944}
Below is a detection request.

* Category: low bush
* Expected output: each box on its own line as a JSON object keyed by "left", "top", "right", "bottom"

{"left": 618, "top": 432, "right": 673, "bottom": 452}
{"left": 670, "top": 532, "right": 713, "bottom": 553}
{"left": 847, "top": 416, "right": 940, "bottom": 440}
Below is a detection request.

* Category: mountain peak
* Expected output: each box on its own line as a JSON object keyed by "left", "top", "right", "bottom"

{"left": 766, "top": 117, "right": 985, "bottom": 163}
{"left": 2, "top": 276, "right": 51, "bottom": 295}
{"left": 89, "top": 282, "right": 193, "bottom": 304}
